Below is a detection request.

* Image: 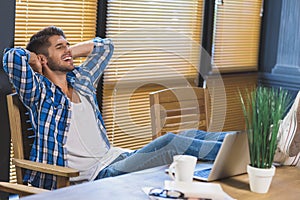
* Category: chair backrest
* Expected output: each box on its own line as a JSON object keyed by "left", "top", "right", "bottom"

{"left": 149, "top": 87, "right": 210, "bottom": 139}
{"left": 7, "top": 93, "right": 34, "bottom": 184}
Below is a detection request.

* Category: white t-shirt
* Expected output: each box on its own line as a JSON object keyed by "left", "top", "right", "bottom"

{"left": 65, "top": 93, "right": 125, "bottom": 184}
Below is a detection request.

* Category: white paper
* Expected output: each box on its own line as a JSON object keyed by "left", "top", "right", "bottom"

{"left": 164, "top": 181, "right": 236, "bottom": 200}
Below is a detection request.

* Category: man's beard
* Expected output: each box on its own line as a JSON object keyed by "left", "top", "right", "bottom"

{"left": 47, "top": 57, "right": 73, "bottom": 72}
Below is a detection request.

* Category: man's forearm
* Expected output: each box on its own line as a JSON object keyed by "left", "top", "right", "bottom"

{"left": 70, "top": 40, "right": 94, "bottom": 58}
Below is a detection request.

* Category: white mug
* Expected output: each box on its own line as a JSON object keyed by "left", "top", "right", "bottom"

{"left": 168, "top": 155, "right": 197, "bottom": 182}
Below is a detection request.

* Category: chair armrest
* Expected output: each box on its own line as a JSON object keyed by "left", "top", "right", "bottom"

{"left": 0, "top": 182, "right": 48, "bottom": 196}
{"left": 13, "top": 158, "right": 79, "bottom": 178}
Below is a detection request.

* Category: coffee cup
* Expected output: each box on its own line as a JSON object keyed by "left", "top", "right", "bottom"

{"left": 168, "top": 155, "right": 197, "bottom": 182}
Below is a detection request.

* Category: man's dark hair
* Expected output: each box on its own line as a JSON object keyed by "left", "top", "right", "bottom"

{"left": 26, "top": 26, "right": 66, "bottom": 56}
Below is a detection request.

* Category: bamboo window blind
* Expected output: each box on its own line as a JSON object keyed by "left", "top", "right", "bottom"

{"left": 14, "top": 0, "right": 98, "bottom": 65}
{"left": 104, "top": 0, "right": 204, "bottom": 149}
{"left": 212, "top": 0, "right": 263, "bottom": 73}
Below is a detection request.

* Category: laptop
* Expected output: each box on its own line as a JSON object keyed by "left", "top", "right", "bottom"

{"left": 192, "top": 131, "right": 250, "bottom": 181}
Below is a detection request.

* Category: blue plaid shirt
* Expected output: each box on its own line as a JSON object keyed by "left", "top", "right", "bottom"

{"left": 3, "top": 37, "right": 114, "bottom": 190}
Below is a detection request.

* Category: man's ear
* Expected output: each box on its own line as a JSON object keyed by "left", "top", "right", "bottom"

{"left": 37, "top": 54, "right": 47, "bottom": 66}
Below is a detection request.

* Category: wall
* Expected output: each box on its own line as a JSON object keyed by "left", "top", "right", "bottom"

{"left": 260, "top": 0, "right": 300, "bottom": 92}
{"left": 0, "top": 0, "right": 15, "bottom": 199}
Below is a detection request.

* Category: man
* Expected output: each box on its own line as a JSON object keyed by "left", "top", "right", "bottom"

{"left": 274, "top": 91, "right": 300, "bottom": 166}
{"left": 3, "top": 26, "right": 229, "bottom": 190}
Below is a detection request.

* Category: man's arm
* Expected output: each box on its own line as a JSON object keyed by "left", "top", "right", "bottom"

{"left": 70, "top": 40, "right": 94, "bottom": 58}
{"left": 77, "top": 37, "right": 114, "bottom": 85}
{"left": 3, "top": 48, "right": 41, "bottom": 106}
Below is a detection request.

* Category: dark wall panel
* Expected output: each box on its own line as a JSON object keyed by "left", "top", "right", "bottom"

{"left": 260, "top": 0, "right": 300, "bottom": 92}
{"left": 0, "top": 0, "right": 15, "bottom": 199}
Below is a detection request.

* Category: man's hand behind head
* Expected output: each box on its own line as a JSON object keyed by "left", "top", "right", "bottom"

{"left": 29, "top": 52, "right": 43, "bottom": 74}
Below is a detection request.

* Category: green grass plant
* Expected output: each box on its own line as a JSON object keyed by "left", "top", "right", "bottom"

{"left": 240, "top": 86, "right": 291, "bottom": 168}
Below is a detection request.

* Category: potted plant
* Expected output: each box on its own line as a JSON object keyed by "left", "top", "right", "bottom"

{"left": 240, "top": 86, "right": 291, "bottom": 193}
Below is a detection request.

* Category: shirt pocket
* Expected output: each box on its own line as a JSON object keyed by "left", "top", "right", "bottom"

{"left": 40, "top": 97, "right": 67, "bottom": 126}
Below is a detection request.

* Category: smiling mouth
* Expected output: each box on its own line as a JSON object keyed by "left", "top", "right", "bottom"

{"left": 62, "top": 56, "right": 72, "bottom": 62}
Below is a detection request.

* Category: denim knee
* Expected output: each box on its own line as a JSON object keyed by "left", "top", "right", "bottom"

{"left": 158, "top": 132, "right": 176, "bottom": 141}
{"left": 95, "top": 166, "right": 126, "bottom": 180}
{"left": 150, "top": 132, "right": 177, "bottom": 150}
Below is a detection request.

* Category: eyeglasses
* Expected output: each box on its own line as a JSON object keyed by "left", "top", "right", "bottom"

{"left": 148, "top": 188, "right": 213, "bottom": 200}
{"left": 148, "top": 188, "right": 185, "bottom": 199}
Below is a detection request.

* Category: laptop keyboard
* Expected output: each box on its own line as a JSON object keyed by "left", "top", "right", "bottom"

{"left": 194, "top": 168, "right": 212, "bottom": 178}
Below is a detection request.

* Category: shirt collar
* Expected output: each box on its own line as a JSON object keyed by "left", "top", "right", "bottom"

{"left": 67, "top": 67, "right": 81, "bottom": 85}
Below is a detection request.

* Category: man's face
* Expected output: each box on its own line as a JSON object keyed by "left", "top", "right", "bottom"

{"left": 45, "top": 35, "right": 74, "bottom": 72}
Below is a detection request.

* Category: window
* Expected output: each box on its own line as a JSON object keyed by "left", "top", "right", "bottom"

{"left": 205, "top": 0, "right": 262, "bottom": 132}
{"left": 212, "top": 0, "right": 263, "bottom": 73}
{"left": 104, "top": 0, "right": 204, "bottom": 149}
{"left": 14, "top": 0, "right": 98, "bottom": 65}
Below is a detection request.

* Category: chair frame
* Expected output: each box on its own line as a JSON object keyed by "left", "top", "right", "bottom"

{"left": 0, "top": 93, "right": 79, "bottom": 196}
{"left": 150, "top": 87, "right": 210, "bottom": 139}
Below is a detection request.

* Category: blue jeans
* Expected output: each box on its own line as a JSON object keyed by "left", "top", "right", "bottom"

{"left": 95, "top": 130, "right": 234, "bottom": 180}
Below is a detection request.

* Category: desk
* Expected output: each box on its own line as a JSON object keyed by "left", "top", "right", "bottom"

{"left": 216, "top": 166, "right": 300, "bottom": 200}
{"left": 22, "top": 166, "right": 300, "bottom": 200}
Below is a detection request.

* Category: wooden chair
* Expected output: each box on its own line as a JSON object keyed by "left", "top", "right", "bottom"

{"left": 150, "top": 87, "right": 210, "bottom": 139}
{"left": 0, "top": 93, "right": 79, "bottom": 197}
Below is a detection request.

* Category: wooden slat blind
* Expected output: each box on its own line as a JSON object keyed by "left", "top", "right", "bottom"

{"left": 14, "top": 0, "right": 98, "bottom": 65}
{"left": 104, "top": 0, "right": 204, "bottom": 149}
{"left": 212, "top": 0, "right": 263, "bottom": 73}
{"left": 12, "top": 0, "right": 98, "bottom": 184}
{"left": 206, "top": 73, "right": 257, "bottom": 132}
{"left": 9, "top": 144, "right": 17, "bottom": 183}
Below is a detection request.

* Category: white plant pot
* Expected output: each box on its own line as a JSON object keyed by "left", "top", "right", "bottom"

{"left": 247, "top": 165, "right": 276, "bottom": 194}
